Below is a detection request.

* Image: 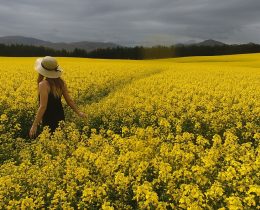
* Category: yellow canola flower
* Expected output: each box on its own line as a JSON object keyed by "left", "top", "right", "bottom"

{"left": 0, "top": 54, "right": 259, "bottom": 209}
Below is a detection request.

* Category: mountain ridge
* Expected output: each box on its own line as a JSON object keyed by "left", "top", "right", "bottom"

{"left": 0, "top": 36, "right": 119, "bottom": 52}
{"left": 1, "top": 36, "right": 257, "bottom": 51}
{"left": 196, "top": 39, "right": 227, "bottom": 46}
{"left": 176, "top": 39, "right": 227, "bottom": 47}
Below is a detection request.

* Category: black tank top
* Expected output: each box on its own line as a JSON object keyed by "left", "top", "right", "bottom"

{"left": 38, "top": 91, "right": 65, "bottom": 132}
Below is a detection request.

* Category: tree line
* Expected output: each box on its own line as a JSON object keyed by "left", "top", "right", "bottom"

{"left": 1, "top": 43, "right": 260, "bottom": 59}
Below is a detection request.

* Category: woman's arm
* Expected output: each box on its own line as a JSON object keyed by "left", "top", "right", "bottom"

{"left": 29, "top": 82, "right": 48, "bottom": 138}
{"left": 62, "top": 81, "right": 85, "bottom": 117}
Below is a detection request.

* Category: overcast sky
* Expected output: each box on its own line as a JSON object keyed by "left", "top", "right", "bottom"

{"left": 0, "top": 0, "right": 260, "bottom": 46}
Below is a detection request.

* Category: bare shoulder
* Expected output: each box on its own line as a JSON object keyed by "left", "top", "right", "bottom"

{"left": 39, "top": 80, "right": 48, "bottom": 85}
{"left": 39, "top": 80, "right": 50, "bottom": 92}
{"left": 62, "top": 80, "right": 68, "bottom": 91}
{"left": 62, "top": 79, "right": 67, "bottom": 86}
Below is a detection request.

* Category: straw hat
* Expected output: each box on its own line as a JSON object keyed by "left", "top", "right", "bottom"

{"left": 34, "top": 56, "right": 63, "bottom": 78}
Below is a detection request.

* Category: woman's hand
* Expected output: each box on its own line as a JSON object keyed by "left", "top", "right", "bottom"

{"left": 29, "top": 124, "right": 37, "bottom": 139}
{"left": 78, "top": 111, "right": 87, "bottom": 118}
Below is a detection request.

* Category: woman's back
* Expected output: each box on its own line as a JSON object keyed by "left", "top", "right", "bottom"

{"left": 38, "top": 83, "right": 65, "bottom": 132}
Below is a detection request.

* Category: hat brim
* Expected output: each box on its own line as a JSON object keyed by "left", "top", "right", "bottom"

{"left": 34, "top": 58, "right": 63, "bottom": 78}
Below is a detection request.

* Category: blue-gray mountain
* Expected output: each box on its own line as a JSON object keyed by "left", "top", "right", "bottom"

{"left": 176, "top": 39, "right": 228, "bottom": 47}
{"left": 0, "top": 36, "right": 119, "bottom": 52}
{"left": 1, "top": 36, "right": 257, "bottom": 52}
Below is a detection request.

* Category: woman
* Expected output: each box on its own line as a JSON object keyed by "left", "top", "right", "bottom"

{"left": 29, "top": 56, "right": 86, "bottom": 138}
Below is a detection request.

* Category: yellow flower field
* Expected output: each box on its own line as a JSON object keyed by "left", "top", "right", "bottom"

{"left": 0, "top": 54, "right": 259, "bottom": 209}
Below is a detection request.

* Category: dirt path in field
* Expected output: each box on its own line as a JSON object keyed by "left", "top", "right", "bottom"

{"left": 77, "top": 68, "right": 166, "bottom": 106}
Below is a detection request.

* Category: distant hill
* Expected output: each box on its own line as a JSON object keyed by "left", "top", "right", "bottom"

{"left": 0, "top": 36, "right": 119, "bottom": 52}
{"left": 176, "top": 39, "right": 227, "bottom": 47}
{"left": 196, "top": 39, "right": 227, "bottom": 46}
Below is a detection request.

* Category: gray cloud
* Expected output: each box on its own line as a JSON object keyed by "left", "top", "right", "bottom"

{"left": 0, "top": 0, "right": 259, "bottom": 45}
